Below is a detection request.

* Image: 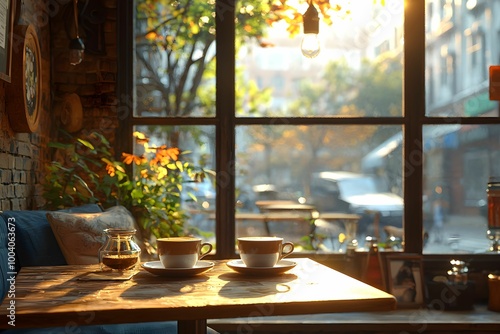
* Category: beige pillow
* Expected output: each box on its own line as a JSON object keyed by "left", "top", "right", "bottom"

{"left": 47, "top": 206, "right": 136, "bottom": 265}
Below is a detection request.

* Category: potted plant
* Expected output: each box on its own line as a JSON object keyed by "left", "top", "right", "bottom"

{"left": 42, "top": 130, "right": 207, "bottom": 253}
{"left": 112, "top": 131, "right": 207, "bottom": 240}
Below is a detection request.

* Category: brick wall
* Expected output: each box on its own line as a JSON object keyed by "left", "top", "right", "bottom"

{"left": 0, "top": 0, "right": 118, "bottom": 210}
{"left": 51, "top": 0, "right": 118, "bottom": 141}
{"left": 0, "top": 1, "right": 51, "bottom": 211}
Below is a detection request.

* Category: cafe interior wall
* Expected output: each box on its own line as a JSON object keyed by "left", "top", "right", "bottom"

{"left": 0, "top": 0, "right": 119, "bottom": 211}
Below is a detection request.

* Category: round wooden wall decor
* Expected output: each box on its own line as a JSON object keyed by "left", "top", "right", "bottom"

{"left": 6, "top": 24, "right": 42, "bottom": 133}
{"left": 55, "top": 93, "right": 83, "bottom": 133}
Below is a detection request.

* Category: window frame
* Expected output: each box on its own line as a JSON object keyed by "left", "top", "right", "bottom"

{"left": 117, "top": 0, "right": 498, "bottom": 268}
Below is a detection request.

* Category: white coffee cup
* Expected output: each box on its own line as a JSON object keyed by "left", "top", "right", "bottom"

{"left": 237, "top": 236, "right": 294, "bottom": 268}
{"left": 157, "top": 237, "right": 212, "bottom": 268}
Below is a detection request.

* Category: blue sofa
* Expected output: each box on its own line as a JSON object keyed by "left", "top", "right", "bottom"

{"left": 0, "top": 206, "right": 218, "bottom": 334}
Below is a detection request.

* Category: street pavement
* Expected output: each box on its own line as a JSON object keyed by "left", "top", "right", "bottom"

{"left": 423, "top": 214, "right": 492, "bottom": 254}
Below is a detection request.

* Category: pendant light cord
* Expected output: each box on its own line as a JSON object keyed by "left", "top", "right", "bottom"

{"left": 74, "top": 0, "right": 79, "bottom": 38}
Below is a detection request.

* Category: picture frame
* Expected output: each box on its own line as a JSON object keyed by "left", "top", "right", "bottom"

{"left": 0, "top": 0, "right": 15, "bottom": 82}
{"left": 384, "top": 254, "right": 425, "bottom": 308}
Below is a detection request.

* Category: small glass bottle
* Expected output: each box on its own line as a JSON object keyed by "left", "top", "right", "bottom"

{"left": 487, "top": 177, "right": 500, "bottom": 230}
{"left": 362, "top": 236, "right": 385, "bottom": 290}
{"left": 99, "top": 228, "right": 141, "bottom": 271}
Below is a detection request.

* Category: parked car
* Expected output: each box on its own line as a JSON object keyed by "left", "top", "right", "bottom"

{"left": 309, "top": 171, "right": 404, "bottom": 239}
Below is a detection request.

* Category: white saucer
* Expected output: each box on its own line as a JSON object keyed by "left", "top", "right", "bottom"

{"left": 226, "top": 259, "right": 297, "bottom": 276}
{"left": 141, "top": 260, "right": 214, "bottom": 277}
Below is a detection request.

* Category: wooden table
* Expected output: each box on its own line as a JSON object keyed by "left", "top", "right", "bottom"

{"left": 235, "top": 211, "right": 315, "bottom": 235}
{"left": 255, "top": 201, "right": 317, "bottom": 235}
{"left": 0, "top": 259, "right": 395, "bottom": 334}
{"left": 256, "top": 201, "right": 317, "bottom": 213}
{"left": 254, "top": 200, "right": 303, "bottom": 208}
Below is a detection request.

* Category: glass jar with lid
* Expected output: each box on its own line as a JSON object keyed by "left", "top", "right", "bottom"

{"left": 99, "top": 228, "right": 141, "bottom": 271}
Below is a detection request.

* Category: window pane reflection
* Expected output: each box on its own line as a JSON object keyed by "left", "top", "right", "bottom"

{"left": 236, "top": 125, "right": 403, "bottom": 253}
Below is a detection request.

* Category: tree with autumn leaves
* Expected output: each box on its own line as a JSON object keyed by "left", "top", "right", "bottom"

{"left": 134, "top": 0, "right": 390, "bottom": 127}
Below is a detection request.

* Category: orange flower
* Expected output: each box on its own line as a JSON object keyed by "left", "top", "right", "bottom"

{"left": 106, "top": 164, "right": 116, "bottom": 177}
{"left": 161, "top": 147, "right": 180, "bottom": 161}
{"left": 122, "top": 153, "right": 147, "bottom": 165}
{"left": 140, "top": 169, "right": 149, "bottom": 178}
{"left": 150, "top": 146, "right": 180, "bottom": 166}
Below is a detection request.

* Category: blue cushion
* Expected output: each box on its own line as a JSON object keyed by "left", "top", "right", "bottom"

{"left": 0, "top": 204, "right": 103, "bottom": 299}
{"left": 0, "top": 204, "right": 103, "bottom": 271}
{"left": 0, "top": 211, "right": 66, "bottom": 272}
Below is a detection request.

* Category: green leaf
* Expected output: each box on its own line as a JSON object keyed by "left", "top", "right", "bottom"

{"left": 77, "top": 138, "right": 95, "bottom": 150}
{"left": 48, "top": 142, "right": 72, "bottom": 149}
{"left": 175, "top": 160, "right": 184, "bottom": 172}
{"left": 131, "top": 188, "right": 144, "bottom": 199}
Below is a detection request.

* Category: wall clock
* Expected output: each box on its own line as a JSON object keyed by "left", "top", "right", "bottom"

{"left": 6, "top": 24, "right": 42, "bottom": 133}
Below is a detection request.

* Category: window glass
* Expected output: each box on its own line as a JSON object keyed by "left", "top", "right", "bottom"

{"left": 134, "top": 1, "right": 216, "bottom": 117}
{"left": 425, "top": 0, "right": 499, "bottom": 117}
{"left": 233, "top": 0, "right": 405, "bottom": 251}
{"left": 423, "top": 124, "right": 500, "bottom": 254}
{"left": 236, "top": 0, "right": 404, "bottom": 118}
{"left": 424, "top": 0, "right": 500, "bottom": 254}
{"left": 129, "top": 1, "right": 500, "bottom": 261}
{"left": 236, "top": 125, "right": 403, "bottom": 252}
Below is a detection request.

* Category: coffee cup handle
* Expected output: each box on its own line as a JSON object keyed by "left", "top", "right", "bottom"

{"left": 279, "top": 242, "right": 294, "bottom": 260}
{"left": 199, "top": 242, "right": 213, "bottom": 260}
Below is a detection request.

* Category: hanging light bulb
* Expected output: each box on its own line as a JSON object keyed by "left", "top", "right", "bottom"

{"left": 69, "top": 0, "right": 85, "bottom": 65}
{"left": 301, "top": 1, "right": 320, "bottom": 58}
{"left": 69, "top": 37, "right": 85, "bottom": 65}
